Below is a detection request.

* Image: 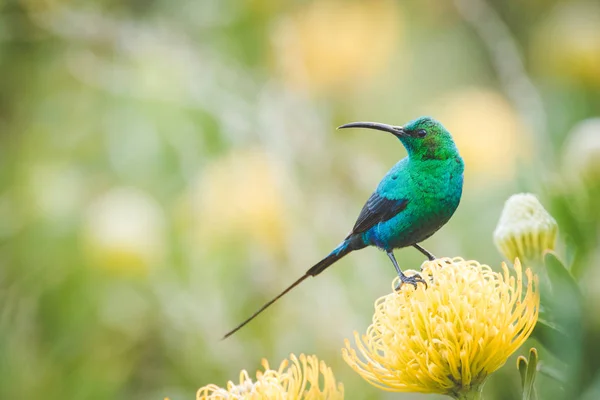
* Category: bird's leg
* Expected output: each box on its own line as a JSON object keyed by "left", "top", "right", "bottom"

{"left": 413, "top": 243, "right": 436, "bottom": 261}
{"left": 386, "top": 251, "right": 428, "bottom": 291}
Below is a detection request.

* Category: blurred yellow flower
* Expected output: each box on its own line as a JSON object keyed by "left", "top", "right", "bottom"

{"left": 533, "top": 1, "right": 600, "bottom": 86}
{"left": 343, "top": 257, "right": 539, "bottom": 399}
{"left": 271, "top": 0, "right": 401, "bottom": 94}
{"left": 430, "top": 88, "right": 531, "bottom": 182}
{"left": 84, "top": 187, "right": 165, "bottom": 275}
{"left": 190, "top": 148, "right": 287, "bottom": 252}
{"left": 197, "top": 354, "right": 344, "bottom": 399}
{"left": 494, "top": 193, "right": 558, "bottom": 263}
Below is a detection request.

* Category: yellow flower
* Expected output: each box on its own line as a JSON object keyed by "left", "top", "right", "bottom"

{"left": 197, "top": 354, "right": 344, "bottom": 399}
{"left": 532, "top": 1, "right": 600, "bottom": 86}
{"left": 271, "top": 0, "right": 401, "bottom": 94}
{"left": 189, "top": 148, "right": 287, "bottom": 253}
{"left": 428, "top": 88, "right": 531, "bottom": 183}
{"left": 342, "top": 257, "right": 539, "bottom": 399}
{"left": 494, "top": 193, "right": 558, "bottom": 263}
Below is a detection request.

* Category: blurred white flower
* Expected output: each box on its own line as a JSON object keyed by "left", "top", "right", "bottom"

{"left": 84, "top": 187, "right": 166, "bottom": 274}
{"left": 562, "top": 118, "right": 600, "bottom": 180}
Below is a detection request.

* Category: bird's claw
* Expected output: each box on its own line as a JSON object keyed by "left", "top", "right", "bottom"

{"left": 394, "top": 273, "right": 428, "bottom": 291}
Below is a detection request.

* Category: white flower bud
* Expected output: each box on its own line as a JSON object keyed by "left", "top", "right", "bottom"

{"left": 494, "top": 193, "right": 558, "bottom": 262}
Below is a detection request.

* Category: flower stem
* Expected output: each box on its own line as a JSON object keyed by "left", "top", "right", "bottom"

{"left": 452, "top": 383, "right": 485, "bottom": 400}
{"left": 455, "top": 391, "right": 483, "bottom": 400}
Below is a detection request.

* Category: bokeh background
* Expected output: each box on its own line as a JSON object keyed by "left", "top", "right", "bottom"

{"left": 1, "top": 0, "right": 599, "bottom": 399}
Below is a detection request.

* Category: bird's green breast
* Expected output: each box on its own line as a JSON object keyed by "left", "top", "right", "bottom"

{"left": 365, "top": 155, "right": 464, "bottom": 250}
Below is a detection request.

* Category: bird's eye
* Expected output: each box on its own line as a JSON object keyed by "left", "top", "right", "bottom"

{"left": 417, "top": 129, "right": 427, "bottom": 138}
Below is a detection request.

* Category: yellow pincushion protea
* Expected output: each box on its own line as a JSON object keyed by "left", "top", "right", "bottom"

{"left": 342, "top": 258, "right": 539, "bottom": 399}
{"left": 197, "top": 354, "right": 344, "bottom": 400}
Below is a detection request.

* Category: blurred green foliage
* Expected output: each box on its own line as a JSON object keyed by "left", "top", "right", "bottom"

{"left": 0, "top": 0, "right": 599, "bottom": 399}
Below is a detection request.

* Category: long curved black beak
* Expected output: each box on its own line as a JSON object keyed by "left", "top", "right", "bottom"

{"left": 337, "top": 121, "right": 406, "bottom": 137}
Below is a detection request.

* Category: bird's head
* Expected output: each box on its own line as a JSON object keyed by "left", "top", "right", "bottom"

{"left": 338, "top": 116, "right": 459, "bottom": 160}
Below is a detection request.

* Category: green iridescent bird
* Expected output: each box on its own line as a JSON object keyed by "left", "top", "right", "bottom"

{"left": 223, "top": 116, "right": 464, "bottom": 339}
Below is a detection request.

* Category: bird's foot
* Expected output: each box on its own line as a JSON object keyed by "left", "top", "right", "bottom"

{"left": 394, "top": 272, "right": 428, "bottom": 291}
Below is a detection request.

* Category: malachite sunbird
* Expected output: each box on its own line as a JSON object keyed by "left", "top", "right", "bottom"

{"left": 223, "top": 116, "right": 464, "bottom": 339}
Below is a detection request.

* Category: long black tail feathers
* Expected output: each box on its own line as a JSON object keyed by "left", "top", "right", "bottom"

{"left": 221, "top": 242, "right": 354, "bottom": 340}
{"left": 305, "top": 241, "right": 353, "bottom": 276}
{"left": 221, "top": 273, "right": 310, "bottom": 340}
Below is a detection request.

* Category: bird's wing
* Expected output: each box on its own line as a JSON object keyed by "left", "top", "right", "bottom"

{"left": 348, "top": 192, "right": 408, "bottom": 236}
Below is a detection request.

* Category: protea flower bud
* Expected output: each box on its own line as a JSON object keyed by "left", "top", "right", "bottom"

{"left": 494, "top": 193, "right": 558, "bottom": 262}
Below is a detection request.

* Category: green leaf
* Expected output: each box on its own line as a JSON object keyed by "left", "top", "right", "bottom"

{"left": 523, "top": 348, "right": 538, "bottom": 400}
{"left": 544, "top": 251, "right": 582, "bottom": 303}
{"left": 517, "top": 348, "right": 539, "bottom": 400}
{"left": 537, "top": 363, "right": 567, "bottom": 384}
{"left": 531, "top": 318, "right": 570, "bottom": 359}
{"left": 543, "top": 251, "right": 583, "bottom": 337}
{"left": 517, "top": 356, "right": 528, "bottom": 389}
